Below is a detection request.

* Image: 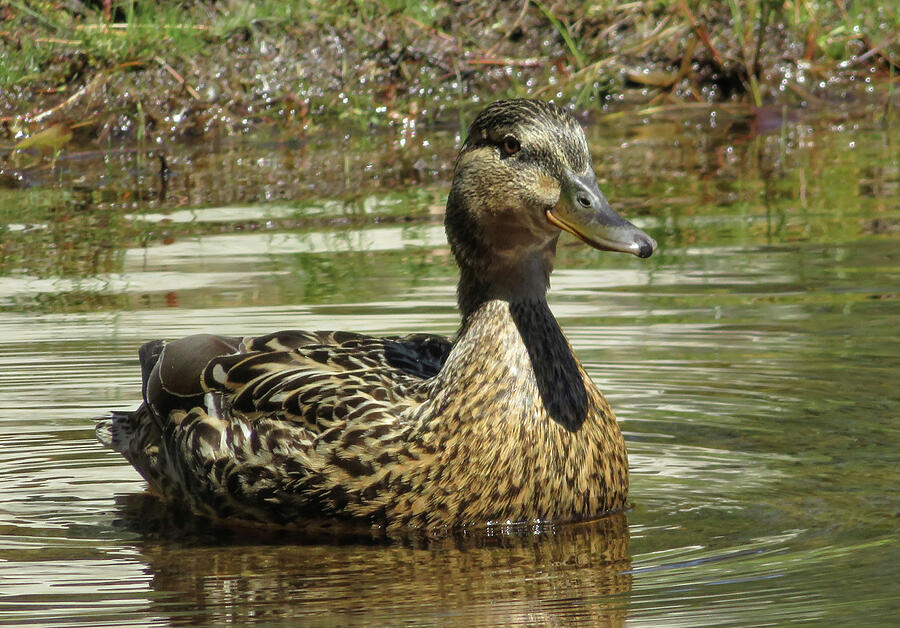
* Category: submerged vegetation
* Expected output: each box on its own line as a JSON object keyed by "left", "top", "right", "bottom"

{"left": 0, "top": 0, "right": 897, "bottom": 145}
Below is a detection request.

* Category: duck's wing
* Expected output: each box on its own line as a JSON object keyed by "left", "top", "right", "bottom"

{"left": 98, "top": 330, "right": 451, "bottom": 524}
{"left": 242, "top": 330, "right": 452, "bottom": 380}
{"left": 198, "top": 332, "right": 452, "bottom": 431}
{"left": 135, "top": 330, "right": 451, "bottom": 422}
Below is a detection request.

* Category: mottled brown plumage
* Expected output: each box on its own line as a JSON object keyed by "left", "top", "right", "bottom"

{"left": 97, "top": 99, "right": 657, "bottom": 532}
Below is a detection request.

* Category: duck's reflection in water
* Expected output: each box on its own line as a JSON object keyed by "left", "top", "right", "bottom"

{"left": 115, "top": 493, "right": 632, "bottom": 626}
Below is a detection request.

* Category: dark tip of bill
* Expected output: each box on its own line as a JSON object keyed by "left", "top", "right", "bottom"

{"left": 636, "top": 235, "right": 656, "bottom": 259}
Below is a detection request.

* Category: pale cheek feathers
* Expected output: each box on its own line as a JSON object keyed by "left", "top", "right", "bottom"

{"left": 457, "top": 149, "right": 561, "bottom": 212}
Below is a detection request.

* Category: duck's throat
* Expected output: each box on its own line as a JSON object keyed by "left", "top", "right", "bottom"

{"left": 455, "top": 238, "right": 559, "bottom": 320}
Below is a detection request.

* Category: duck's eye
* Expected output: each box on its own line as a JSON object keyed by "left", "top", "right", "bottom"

{"left": 502, "top": 136, "right": 521, "bottom": 156}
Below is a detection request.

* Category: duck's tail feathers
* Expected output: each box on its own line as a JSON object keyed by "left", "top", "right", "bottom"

{"left": 95, "top": 407, "right": 148, "bottom": 453}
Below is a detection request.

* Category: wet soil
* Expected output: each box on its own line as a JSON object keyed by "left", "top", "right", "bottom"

{"left": 1, "top": 1, "right": 897, "bottom": 150}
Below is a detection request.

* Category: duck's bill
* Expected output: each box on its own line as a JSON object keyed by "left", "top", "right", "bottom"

{"left": 548, "top": 170, "right": 657, "bottom": 258}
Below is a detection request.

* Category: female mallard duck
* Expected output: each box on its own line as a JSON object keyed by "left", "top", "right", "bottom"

{"left": 97, "top": 99, "right": 656, "bottom": 531}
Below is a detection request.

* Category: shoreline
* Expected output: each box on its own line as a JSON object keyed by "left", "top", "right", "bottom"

{"left": 1, "top": 1, "right": 897, "bottom": 148}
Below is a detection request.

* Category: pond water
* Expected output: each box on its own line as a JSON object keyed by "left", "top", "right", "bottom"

{"left": 1, "top": 104, "right": 898, "bottom": 626}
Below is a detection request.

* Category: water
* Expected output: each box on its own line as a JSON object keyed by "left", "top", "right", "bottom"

{"left": 1, "top": 105, "right": 898, "bottom": 625}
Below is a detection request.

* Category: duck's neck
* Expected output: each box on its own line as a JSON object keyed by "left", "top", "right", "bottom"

{"left": 442, "top": 295, "right": 592, "bottom": 432}
{"left": 445, "top": 186, "right": 560, "bottom": 321}
{"left": 455, "top": 240, "right": 560, "bottom": 323}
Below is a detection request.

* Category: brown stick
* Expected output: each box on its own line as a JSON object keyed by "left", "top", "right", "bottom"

{"left": 75, "top": 23, "right": 210, "bottom": 31}
{"left": 31, "top": 74, "right": 105, "bottom": 124}
{"left": 155, "top": 57, "right": 202, "bottom": 100}
{"left": 35, "top": 37, "right": 82, "bottom": 45}
{"left": 678, "top": 0, "right": 724, "bottom": 68}
{"left": 466, "top": 57, "right": 545, "bottom": 67}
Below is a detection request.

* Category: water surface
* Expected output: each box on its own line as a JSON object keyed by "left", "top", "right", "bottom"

{"left": 1, "top": 105, "right": 898, "bottom": 625}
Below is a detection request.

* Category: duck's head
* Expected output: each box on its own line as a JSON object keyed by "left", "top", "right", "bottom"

{"left": 445, "top": 99, "right": 656, "bottom": 311}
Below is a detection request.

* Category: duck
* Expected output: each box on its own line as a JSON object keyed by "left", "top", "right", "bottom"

{"left": 96, "top": 99, "right": 657, "bottom": 532}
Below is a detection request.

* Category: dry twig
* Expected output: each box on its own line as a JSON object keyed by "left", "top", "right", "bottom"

{"left": 31, "top": 74, "right": 106, "bottom": 124}
{"left": 155, "top": 57, "right": 202, "bottom": 100}
{"left": 678, "top": 0, "right": 724, "bottom": 68}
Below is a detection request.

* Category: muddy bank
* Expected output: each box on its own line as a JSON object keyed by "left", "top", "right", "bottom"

{"left": 1, "top": 1, "right": 897, "bottom": 149}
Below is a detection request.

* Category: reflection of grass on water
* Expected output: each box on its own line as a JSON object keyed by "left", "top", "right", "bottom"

{"left": 0, "top": 154, "right": 453, "bottom": 311}
{"left": 1, "top": 103, "right": 896, "bottom": 314}
{"left": 0, "top": 127, "right": 450, "bottom": 286}
{"left": 0, "top": 186, "right": 130, "bottom": 275}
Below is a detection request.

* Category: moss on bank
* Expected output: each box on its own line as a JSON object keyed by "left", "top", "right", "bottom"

{"left": 1, "top": 0, "right": 897, "bottom": 144}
